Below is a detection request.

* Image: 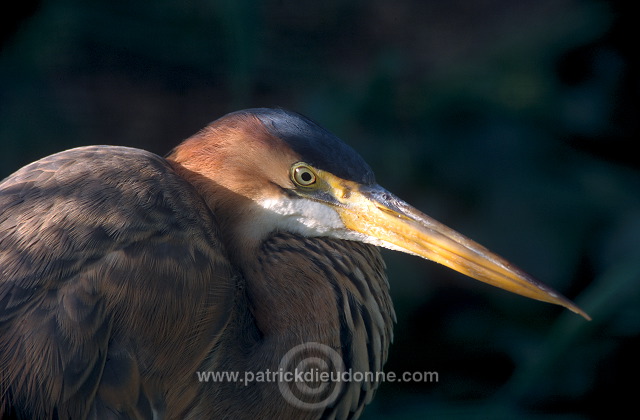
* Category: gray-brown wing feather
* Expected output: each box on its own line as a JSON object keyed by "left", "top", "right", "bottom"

{"left": 0, "top": 146, "right": 236, "bottom": 419}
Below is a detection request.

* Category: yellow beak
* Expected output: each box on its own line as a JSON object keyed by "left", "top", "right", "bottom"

{"left": 323, "top": 174, "right": 590, "bottom": 320}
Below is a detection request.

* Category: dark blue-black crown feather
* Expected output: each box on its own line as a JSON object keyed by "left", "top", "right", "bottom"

{"left": 237, "top": 108, "right": 376, "bottom": 185}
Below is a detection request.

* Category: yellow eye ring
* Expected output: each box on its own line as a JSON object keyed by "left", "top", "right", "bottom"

{"left": 291, "top": 163, "right": 317, "bottom": 186}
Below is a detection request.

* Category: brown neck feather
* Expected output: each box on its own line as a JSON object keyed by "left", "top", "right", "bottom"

{"left": 166, "top": 118, "right": 395, "bottom": 418}
{"left": 193, "top": 232, "right": 395, "bottom": 419}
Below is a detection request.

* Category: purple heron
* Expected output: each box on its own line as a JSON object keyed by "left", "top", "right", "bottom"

{"left": 0, "top": 108, "right": 588, "bottom": 419}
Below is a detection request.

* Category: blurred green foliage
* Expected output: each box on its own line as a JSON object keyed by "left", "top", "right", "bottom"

{"left": 1, "top": 0, "right": 638, "bottom": 419}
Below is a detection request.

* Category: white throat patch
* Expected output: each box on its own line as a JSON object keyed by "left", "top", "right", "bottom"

{"left": 256, "top": 197, "right": 346, "bottom": 238}
{"left": 252, "top": 196, "right": 413, "bottom": 255}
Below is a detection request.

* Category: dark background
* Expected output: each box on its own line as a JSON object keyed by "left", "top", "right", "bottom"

{"left": 1, "top": 1, "right": 638, "bottom": 419}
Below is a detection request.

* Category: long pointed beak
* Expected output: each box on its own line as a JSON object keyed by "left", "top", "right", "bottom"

{"left": 329, "top": 181, "right": 590, "bottom": 320}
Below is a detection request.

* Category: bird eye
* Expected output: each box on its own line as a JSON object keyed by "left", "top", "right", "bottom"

{"left": 291, "top": 163, "right": 317, "bottom": 186}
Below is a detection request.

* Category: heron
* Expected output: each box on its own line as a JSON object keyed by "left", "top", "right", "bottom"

{"left": 0, "top": 108, "right": 588, "bottom": 419}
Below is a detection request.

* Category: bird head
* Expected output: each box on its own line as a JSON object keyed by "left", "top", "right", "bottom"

{"left": 167, "top": 108, "right": 589, "bottom": 320}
